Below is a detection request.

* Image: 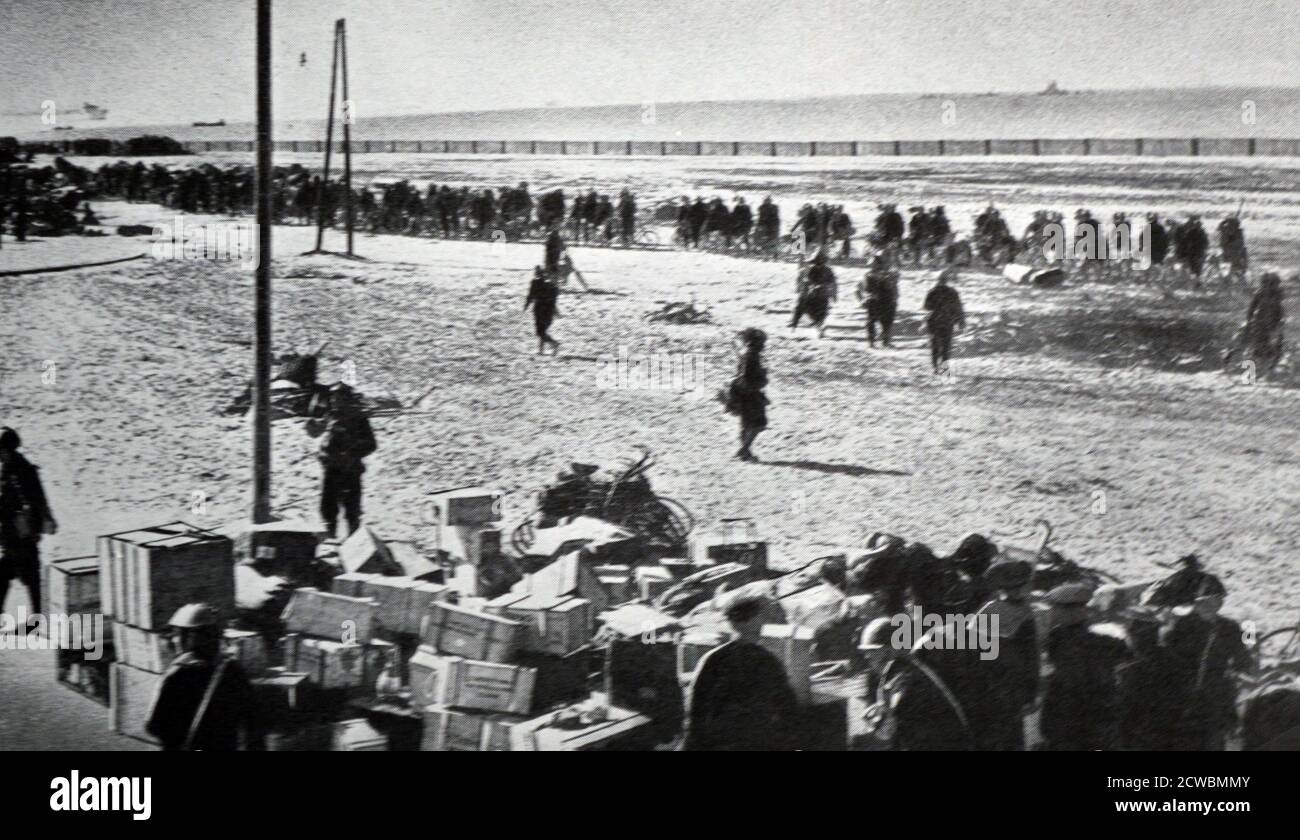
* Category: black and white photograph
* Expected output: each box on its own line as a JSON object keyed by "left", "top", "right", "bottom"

{"left": 0, "top": 0, "right": 1297, "bottom": 787}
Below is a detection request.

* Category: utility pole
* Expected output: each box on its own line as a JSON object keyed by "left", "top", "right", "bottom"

{"left": 252, "top": 0, "right": 273, "bottom": 523}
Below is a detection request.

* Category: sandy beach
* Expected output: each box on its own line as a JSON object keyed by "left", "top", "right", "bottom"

{"left": 3, "top": 152, "right": 1298, "bottom": 650}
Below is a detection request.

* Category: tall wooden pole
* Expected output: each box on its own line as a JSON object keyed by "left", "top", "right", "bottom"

{"left": 313, "top": 20, "right": 341, "bottom": 251}
{"left": 340, "top": 18, "right": 354, "bottom": 255}
{"left": 253, "top": 0, "right": 273, "bottom": 523}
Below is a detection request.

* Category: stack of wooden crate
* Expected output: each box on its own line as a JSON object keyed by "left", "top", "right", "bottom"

{"left": 97, "top": 522, "right": 237, "bottom": 744}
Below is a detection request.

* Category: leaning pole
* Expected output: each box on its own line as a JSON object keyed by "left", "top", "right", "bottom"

{"left": 253, "top": 0, "right": 273, "bottom": 523}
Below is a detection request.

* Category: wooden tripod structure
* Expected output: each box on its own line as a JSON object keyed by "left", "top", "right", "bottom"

{"left": 305, "top": 18, "right": 357, "bottom": 257}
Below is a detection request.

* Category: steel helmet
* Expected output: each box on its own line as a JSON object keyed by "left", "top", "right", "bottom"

{"left": 168, "top": 603, "right": 219, "bottom": 628}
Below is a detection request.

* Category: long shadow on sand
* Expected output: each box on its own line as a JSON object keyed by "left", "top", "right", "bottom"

{"left": 763, "top": 459, "right": 910, "bottom": 478}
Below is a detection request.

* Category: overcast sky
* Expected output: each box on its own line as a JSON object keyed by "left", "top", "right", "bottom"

{"left": 1, "top": 0, "right": 1296, "bottom": 126}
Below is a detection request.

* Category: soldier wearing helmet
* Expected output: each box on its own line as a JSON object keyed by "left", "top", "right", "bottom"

{"left": 144, "top": 603, "right": 265, "bottom": 751}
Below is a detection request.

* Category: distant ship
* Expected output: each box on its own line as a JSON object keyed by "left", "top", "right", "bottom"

{"left": 1039, "top": 81, "right": 1067, "bottom": 96}
{"left": 83, "top": 102, "right": 108, "bottom": 120}
{"left": 192, "top": 119, "right": 226, "bottom": 127}
{"left": 52, "top": 125, "right": 74, "bottom": 131}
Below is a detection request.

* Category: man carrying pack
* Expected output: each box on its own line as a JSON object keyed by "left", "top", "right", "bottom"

{"left": 145, "top": 603, "right": 264, "bottom": 751}
{"left": 307, "top": 382, "right": 377, "bottom": 539}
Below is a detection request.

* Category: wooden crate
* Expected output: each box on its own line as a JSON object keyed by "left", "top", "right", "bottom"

{"left": 408, "top": 649, "right": 536, "bottom": 714}
{"left": 228, "top": 520, "right": 319, "bottom": 577}
{"left": 429, "top": 486, "right": 500, "bottom": 526}
{"left": 45, "top": 555, "right": 100, "bottom": 617}
{"left": 485, "top": 593, "right": 593, "bottom": 656}
{"left": 281, "top": 634, "right": 390, "bottom": 690}
{"left": 97, "top": 522, "right": 234, "bottom": 630}
{"left": 109, "top": 662, "right": 162, "bottom": 746}
{"left": 112, "top": 622, "right": 175, "bottom": 673}
{"left": 331, "top": 571, "right": 382, "bottom": 598}
{"left": 422, "top": 705, "right": 526, "bottom": 751}
{"left": 419, "top": 601, "right": 522, "bottom": 663}
{"left": 281, "top": 587, "right": 377, "bottom": 642}
{"left": 338, "top": 527, "right": 398, "bottom": 575}
{"left": 510, "top": 703, "right": 653, "bottom": 751}
{"left": 361, "top": 576, "right": 420, "bottom": 636}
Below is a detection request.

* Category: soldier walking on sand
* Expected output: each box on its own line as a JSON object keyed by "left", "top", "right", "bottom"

{"left": 923, "top": 266, "right": 965, "bottom": 374}
{"left": 857, "top": 253, "right": 899, "bottom": 348}
{"left": 306, "top": 383, "right": 377, "bottom": 539}
{"left": 0, "top": 427, "right": 57, "bottom": 628}
{"left": 790, "top": 250, "right": 837, "bottom": 338}
{"left": 524, "top": 266, "right": 561, "bottom": 355}
{"left": 720, "top": 328, "right": 770, "bottom": 462}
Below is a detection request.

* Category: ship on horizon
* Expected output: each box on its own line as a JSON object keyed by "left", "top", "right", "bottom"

{"left": 83, "top": 102, "right": 108, "bottom": 119}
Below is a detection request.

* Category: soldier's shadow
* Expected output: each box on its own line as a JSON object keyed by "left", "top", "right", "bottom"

{"left": 763, "top": 459, "right": 911, "bottom": 478}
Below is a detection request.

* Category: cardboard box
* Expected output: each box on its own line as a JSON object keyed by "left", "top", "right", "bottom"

{"left": 419, "top": 601, "right": 522, "bottom": 664}
{"left": 429, "top": 486, "right": 500, "bottom": 526}
{"left": 407, "top": 649, "right": 536, "bottom": 715}
{"left": 332, "top": 718, "right": 389, "bottom": 751}
{"left": 485, "top": 593, "right": 593, "bottom": 656}
{"left": 45, "top": 555, "right": 100, "bottom": 617}
{"left": 760, "top": 624, "right": 816, "bottom": 705}
{"left": 281, "top": 587, "right": 377, "bottom": 642}
{"left": 109, "top": 662, "right": 161, "bottom": 745}
{"left": 281, "top": 634, "right": 390, "bottom": 690}
{"left": 510, "top": 702, "right": 653, "bottom": 751}
{"left": 338, "top": 527, "right": 398, "bottom": 575}
{"left": 516, "top": 648, "right": 592, "bottom": 712}
{"left": 421, "top": 705, "right": 526, "bottom": 751}
{"left": 97, "top": 522, "right": 234, "bottom": 630}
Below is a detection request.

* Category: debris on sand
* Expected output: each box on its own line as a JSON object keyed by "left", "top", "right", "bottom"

{"left": 645, "top": 300, "right": 714, "bottom": 325}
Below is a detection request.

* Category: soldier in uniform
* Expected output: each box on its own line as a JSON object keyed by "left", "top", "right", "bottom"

{"left": 617, "top": 189, "right": 636, "bottom": 245}
{"left": 790, "top": 250, "right": 837, "bottom": 338}
{"left": 1040, "top": 583, "right": 1131, "bottom": 750}
{"left": 684, "top": 592, "right": 797, "bottom": 750}
{"left": 145, "top": 604, "right": 264, "bottom": 751}
{"left": 306, "top": 383, "right": 377, "bottom": 539}
{"left": 1217, "top": 216, "right": 1248, "bottom": 284}
{"left": 974, "top": 559, "right": 1039, "bottom": 750}
{"left": 1145, "top": 212, "right": 1169, "bottom": 280}
{"left": 923, "top": 267, "right": 965, "bottom": 374}
{"left": 1233, "top": 272, "right": 1286, "bottom": 373}
{"left": 544, "top": 227, "right": 566, "bottom": 275}
{"left": 1161, "top": 581, "right": 1250, "bottom": 751}
{"left": 721, "top": 327, "right": 770, "bottom": 462}
{"left": 0, "top": 427, "right": 57, "bottom": 625}
{"left": 857, "top": 252, "right": 899, "bottom": 347}
{"left": 731, "top": 196, "right": 753, "bottom": 250}
{"left": 756, "top": 196, "right": 780, "bottom": 254}
{"left": 524, "top": 266, "right": 561, "bottom": 355}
